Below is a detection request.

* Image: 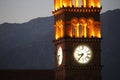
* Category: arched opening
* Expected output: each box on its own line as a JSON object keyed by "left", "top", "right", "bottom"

{"left": 79, "top": 18, "right": 87, "bottom": 37}
{"left": 55, "top": 20, "right": 64, "bottom": 40}
{"left": 55, "top": 24, "right": 60, "bottom": 40}
{"left": 87, "top": 18, "right": 94, "bottom": 37}
{"left": 94, "top": 21, "right": 101, "bottom": 38}
{"left": 72, "top": 0, "right": 82, "bottom": 7}
{"left": 62, "top": 0, "right": 72, "bottom": 7}
{"left": 60, "top": 0, "right": 63, "bottom": 8}
{"left": 82, "top": 0, "right": 86, "bottom": 7}
{"left": 59, "top": 20, "right": 64, "bottom": 38}
{"left": 94, "top": 0, "right": 100, "bottom": 7}
{"left": 71, "top": 18, "right": 79, "bottom": 37}
{"left": 72, "top": 0, "right": 76, "bottom": 6}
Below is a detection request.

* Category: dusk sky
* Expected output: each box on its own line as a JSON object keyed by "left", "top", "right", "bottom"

{"left": 0, "top": 0, "right": 120, "bottom": 24}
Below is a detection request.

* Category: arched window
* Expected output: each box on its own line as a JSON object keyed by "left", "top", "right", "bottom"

{"left": 72, "top": 0, "right": 82, "bottom": 7}
{"left": 72, "top": 0, "right": 76, "bottom": 6}
{"left": 59, "top": 20, "right": 64, "bottom": 38}
{"left": 55, "top": 23, "right": 59, "bottom": 39}
{"left": 79, "top": 18, "right": 87, "bottom": 37}
{"left": 79, "top": 24, "right": 83, "bottom": 37}
{"left": 87, "top": 18, "right": 94, "bottom": 37}
{"left": 71, "top": 18, "right": 79, "bottom": 37}
{"left": 55, "top": 20, "right": 64, "bottom": 40}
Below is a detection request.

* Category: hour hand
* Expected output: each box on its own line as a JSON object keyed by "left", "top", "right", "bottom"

{"left": 78, "top": 54, "right": 84, "bottom": 61}
{"left": 57, "top": 55, "right": 60, "bottom": 61}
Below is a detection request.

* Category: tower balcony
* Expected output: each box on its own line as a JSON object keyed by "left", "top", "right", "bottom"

{"left": 53, "top": 6, "right": 102, "bottom": 16}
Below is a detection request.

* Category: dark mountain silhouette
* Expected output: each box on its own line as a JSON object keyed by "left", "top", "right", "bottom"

{"left": 101, "top": 9, "right": 120, "bottom": 80}
{"left": 0, "top": 9, "right": 120, "bottom": 80}
{"left": 0, "top": 17, "right": 54, "bottom": 69}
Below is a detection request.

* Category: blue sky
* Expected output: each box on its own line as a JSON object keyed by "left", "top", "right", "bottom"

{"left": 0, "top": 0, "right": 120, "bottom": 24}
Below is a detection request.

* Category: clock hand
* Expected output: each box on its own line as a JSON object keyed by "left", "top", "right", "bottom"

{"left": 78, "top": 53, "right": 84, "bottom": 61}
{"left": 58, "top": 55, "right": 60, "bottom": 57}
{"left": 57, "top": 55, "right": 60, "bottom": 61}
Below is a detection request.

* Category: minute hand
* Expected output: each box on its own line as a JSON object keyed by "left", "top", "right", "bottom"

{"left": 78, "top": 54, "right": 84, "bottom": 61}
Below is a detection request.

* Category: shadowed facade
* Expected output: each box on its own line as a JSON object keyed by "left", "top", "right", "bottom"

{"left": 53, "top": 0, "right": 102, "bottom": 80}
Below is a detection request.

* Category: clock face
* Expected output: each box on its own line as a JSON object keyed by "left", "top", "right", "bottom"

{"left": 74, "top": 45, "right": 92, "bottom": 64}
{"left": 57, "top": 47, "right": 63, "bottom": 66}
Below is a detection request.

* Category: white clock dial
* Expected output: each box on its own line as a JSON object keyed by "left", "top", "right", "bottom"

{"left": 57, "top": 47, "right": 63, "bottom": 66}
{"left": 74, "top": 45, "right": 92, "bottom": 64}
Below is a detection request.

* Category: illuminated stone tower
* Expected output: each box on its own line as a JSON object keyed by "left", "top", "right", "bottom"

{"left": 53, "top": 0, "right": 102, "bottom": 80}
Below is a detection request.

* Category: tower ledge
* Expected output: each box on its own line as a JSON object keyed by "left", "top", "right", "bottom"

{"left": 54, "top": 37, "right": 102, "bottom": 45}
{"left": 53, "top": 6, "right": 102, "bottom": 16}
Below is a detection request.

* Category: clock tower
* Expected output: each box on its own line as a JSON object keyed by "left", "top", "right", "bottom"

{"left": 52, "top": 0, "right": 102, "bottom": 80}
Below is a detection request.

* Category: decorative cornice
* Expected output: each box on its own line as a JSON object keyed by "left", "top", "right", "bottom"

{"left": 54, "top": 37, "right": 102, "bottom": 45}
{"left": 56, "top": 65, "right": 103, "bottom": 71}
{"left": 53, "top": 7, "right": 102, "bottom": 16}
